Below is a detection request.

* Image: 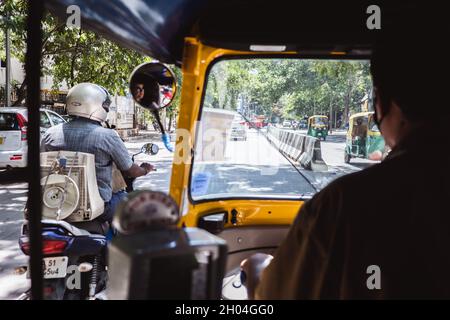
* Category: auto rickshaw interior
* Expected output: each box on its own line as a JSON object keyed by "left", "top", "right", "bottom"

{"left": 14, "top": 0, "right": 430, "bottom": 299}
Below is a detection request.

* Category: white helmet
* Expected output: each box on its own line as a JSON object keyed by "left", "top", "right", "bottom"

{"left": 66, "top": 83, "right": 112, "bottom": 122}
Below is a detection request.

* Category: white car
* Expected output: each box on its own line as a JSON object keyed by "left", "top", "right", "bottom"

{"left": 0, "top": 107, "right": 66, "bottom": 168}
{"left": 282, "top": 120, "right": 292, "bottom": 128}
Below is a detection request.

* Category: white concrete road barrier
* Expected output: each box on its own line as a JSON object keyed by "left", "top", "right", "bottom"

{"left": 266, "top": 126, "right": 328, "bottom": 171}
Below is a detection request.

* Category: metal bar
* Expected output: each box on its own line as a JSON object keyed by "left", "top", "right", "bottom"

{"left": 5, "top": 11, "right": 11, "bottom": 107}
{"left": 25, "top": 0, "right": 44, "bottom": 300}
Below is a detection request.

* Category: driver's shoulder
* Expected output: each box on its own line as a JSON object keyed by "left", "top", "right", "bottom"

{"left": 314, "top": 154, "right": 411, "bottom": 208}
{"left": 92, "top": 125, "right": 121, "bottom": 139}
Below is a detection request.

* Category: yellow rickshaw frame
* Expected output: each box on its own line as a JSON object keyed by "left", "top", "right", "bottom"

{"left": 171, "top": 38, "right": 306, "bottom": 227}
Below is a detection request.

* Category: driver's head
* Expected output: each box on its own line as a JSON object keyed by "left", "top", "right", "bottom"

{"left": 131, "top": 83, "right": 144, "bottom": 101}
{"left": 370, "top": 9, "right": 448, "bottom": 147}
{"left": 131, "top": 74, "right": 161, "bottom": 110}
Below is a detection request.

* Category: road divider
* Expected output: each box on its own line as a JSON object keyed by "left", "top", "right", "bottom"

{"left": 266, "top": 126, "right": 328, "bottom": 171}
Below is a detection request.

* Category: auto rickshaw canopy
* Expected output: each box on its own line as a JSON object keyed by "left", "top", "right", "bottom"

{"left": 18, "top": 0, "right": 437, "bottom": 300}
{"left": 308, "top": 115, "right": 328, "bottom": 125}
{"left": 45, "top": 0, "right": 424, "bottom": 65}
{"left": 348, "top": 111, "right": 380, "bottom": 134}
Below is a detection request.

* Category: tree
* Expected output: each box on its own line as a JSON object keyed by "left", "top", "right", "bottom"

{"left": 203, "top": 59, "right": 372, "bottom": 128}
{"left": 0, "top": 0, "right": 148, "bottom": 105}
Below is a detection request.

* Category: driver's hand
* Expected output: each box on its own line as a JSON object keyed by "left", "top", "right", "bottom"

{"left": 140, "top": 163, "right": 156, "bottom": 174}
{"left": 240, "top": 253, "right": 273, "bottom": 300}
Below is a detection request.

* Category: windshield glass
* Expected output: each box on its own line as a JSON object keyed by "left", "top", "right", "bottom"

{"left": 368, "top": 116, "right": 379, "bottom": 132}
{"left": 313, "top": 117, "right": 328, "bottom": 126}
{"left": 191, "top": 59, "right": 374, "bottom": 201}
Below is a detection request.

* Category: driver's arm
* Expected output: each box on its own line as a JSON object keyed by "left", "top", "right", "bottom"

{"left": 248, "top": 184, "right": 345, "bottom": 299}
{"left": 124, "top": 163, "right": 152, "bottom": 178}
{"left": 107, "top": 131, "right": 152, "bottom": 178}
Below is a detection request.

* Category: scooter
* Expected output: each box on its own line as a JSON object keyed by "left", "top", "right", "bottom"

{"left": 17, "top": 142, "right": 159, "bottom": 300}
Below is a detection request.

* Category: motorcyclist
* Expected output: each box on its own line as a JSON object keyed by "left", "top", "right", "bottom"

{"left": 41, "top": 83, "right": 155, "bottom": 223}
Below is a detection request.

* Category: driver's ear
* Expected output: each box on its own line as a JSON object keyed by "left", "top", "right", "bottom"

{"left": 374, "top": 88, "right": 385, "bottom": 122}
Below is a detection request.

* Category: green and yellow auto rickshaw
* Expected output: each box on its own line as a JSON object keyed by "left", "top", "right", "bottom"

{"left": 344, "top": 112, "right": 386, "bottom": 163}
{"left": 307, "top": 115, "right": 328, "bottom": 140}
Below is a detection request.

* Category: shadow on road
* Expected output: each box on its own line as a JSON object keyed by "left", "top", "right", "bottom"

{"left": 323, "top": 133, "right": 346, "bottom": 144}
{"left": 0, "top": 183, "right": 29, "bottom": 300}
{"left": 192, "top": 163, "right": 316, "bottom": 199}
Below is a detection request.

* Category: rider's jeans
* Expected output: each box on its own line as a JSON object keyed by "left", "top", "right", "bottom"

{"left": 100, "top": 190, "right": 127, "bottom": 241}
{"left": 102, "top": 190, "right": 128, "bottom": 223}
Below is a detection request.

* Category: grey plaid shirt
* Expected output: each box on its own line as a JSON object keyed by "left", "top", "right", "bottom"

{"left": 41, "top": 118, "right": 133, "bottom": 202}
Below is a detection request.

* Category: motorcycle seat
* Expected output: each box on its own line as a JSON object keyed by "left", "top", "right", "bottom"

{"left": 41, "top": 219, "right": 109, "bottom": 237}
{"left": 71, "top": 219, "right": 110, "bottom": 236}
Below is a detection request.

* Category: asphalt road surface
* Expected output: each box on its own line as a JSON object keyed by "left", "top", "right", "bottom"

{"left": 0, "top": 129, "right": 377, "bottom": 299}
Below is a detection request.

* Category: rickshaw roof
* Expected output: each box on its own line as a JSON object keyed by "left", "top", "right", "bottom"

{"left": 309, "top": 115, "right": 328, "bottom": 120}
{"left": 349, "top": 111, "right": 374, "bottom": 120}
{"left": 45, "top": 1, "right": 420, "bottom": 65}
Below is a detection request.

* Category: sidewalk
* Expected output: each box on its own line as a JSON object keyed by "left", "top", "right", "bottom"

{"left": 121, "top": 129, "right": 176, "bottom": 142}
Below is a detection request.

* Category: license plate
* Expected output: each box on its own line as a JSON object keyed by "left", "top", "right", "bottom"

{"left": 26, "top": 257, "right": 68, "bottom": 279}
{"left": 42, "top": 257, "right": 68, "bottom": 279}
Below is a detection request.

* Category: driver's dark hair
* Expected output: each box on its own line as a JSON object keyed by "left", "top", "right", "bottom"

{"left": 370, "top": 9, "right": 448, "bottom": 122}
{"left": 131, "top": 74, "right": 160, "bottom": 107}
{"left": 143, "top": 79, "right": 160, "bottom": 107}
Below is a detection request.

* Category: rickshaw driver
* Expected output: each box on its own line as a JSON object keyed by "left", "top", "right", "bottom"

{"left": 241, "top": 30, "right": 450, "bottom": 299}
{"left": 352, "top": 117, "right": 367, "bottom": 139}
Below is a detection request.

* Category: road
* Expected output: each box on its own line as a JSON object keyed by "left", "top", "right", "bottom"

{"left": 0, "top": 128, "right": 377, "bottom": 299}
{"left": 0, "top": 139, "right": 173, "bottom": 300}
{"left": 0, "top": 183, "right": 30, "bottom": 299}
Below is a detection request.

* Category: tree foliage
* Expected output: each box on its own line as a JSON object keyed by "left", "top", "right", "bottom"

{"left": 1, "top": 0, "right": 147, "bottom": 104}
{"left": 205, "top": 59, "right": 372, "bottom": 127}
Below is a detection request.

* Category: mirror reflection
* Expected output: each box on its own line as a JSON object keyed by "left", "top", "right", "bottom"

{"left": 129, "top": 62, "right": 177, "bottom": 110}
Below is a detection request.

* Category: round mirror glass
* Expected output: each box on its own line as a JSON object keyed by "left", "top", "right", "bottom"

{"left": 129, "top": 62, "right": 177, "bottom": 111}
{"left": 141, "top": 143, "right": 159, "bottom": 155}
{"left": 151, "top": 143, "right": 159, "bottom": 155}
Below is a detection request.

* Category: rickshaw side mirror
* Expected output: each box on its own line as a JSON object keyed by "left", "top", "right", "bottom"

{"left": 129, "top": 62, "right": 177, "bottom": 111}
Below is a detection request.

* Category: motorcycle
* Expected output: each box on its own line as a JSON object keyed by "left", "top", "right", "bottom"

{"left": 17, "top": 142, "right": 159, "bottom": 300}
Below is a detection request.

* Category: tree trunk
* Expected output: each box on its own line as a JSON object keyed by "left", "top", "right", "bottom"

{"left": 12, "top": 74, "right": 27, "bottom": 106}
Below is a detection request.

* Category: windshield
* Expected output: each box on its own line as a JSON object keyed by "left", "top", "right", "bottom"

{"left": 368, "top": 116, "right": 379, "bottom": 132}
{"left": 313, "top": 117, "right": 328, "bottom": 126}
{"left": 191, "top": 59, "right": 373, "bottom": 201}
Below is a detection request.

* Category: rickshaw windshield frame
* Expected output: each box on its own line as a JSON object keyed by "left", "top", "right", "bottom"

{"left": 187, "top": 55, "right": 367, "bottom": 205}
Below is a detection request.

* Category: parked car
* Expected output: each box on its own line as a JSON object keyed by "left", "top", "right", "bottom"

{"left": 0, "top": 107, "right": 66, "bottom": 168}
{"left": 298, "top": 120, "right": 308, "bottom": 129}
{"left": 282, "top": 120, "right": 292, "bottom": 128}
{"left": 61, "top": 114, "right": 75, "bottom": 122}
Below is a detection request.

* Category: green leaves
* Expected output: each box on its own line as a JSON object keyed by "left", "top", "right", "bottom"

{"left": 1, "top": 0, "right": 147, "bottom": 97}
{"left": 206, "top": 59, "right": 371, "bottom": 127}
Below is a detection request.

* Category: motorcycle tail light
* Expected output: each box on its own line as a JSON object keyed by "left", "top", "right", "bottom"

{"left": 19, "top": 240, "right": 31, "bottom": 255}
{"left": 19, "top": 239, "right": 68, "bottom": 256}
{"left": 42, "top": 240, "right": 68, "bottom": 255}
